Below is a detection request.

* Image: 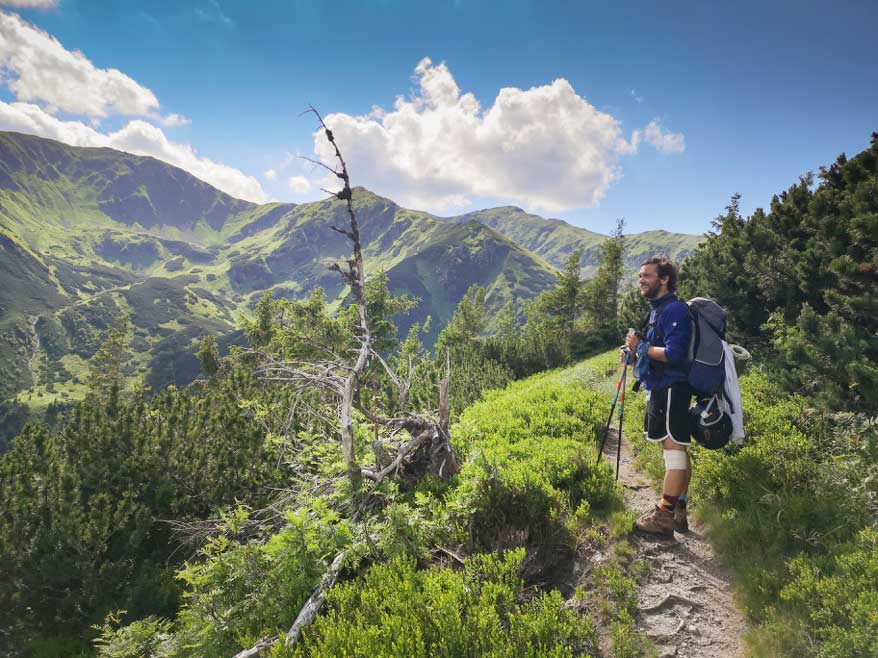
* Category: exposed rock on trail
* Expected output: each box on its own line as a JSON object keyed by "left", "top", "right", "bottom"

{"left": 603, "top": 428, "right": 748, "bottom": 658}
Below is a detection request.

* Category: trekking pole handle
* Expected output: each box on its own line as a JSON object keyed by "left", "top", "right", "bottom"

{"left": 621, "top": 327, "right": 639, "bottom": 364}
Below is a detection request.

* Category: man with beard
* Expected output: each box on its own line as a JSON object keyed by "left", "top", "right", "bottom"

{"left": 624, "top": 257, "right": 693, "bottom": 537}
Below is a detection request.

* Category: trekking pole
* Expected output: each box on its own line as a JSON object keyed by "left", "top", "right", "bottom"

{"left": 597, "top": 348, "right": 631, "bottom": 467}
{"left": 615, "top": 354, "right": 630, "bottom": 481}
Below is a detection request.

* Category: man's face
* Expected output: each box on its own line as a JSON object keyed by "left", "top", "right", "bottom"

{"left": 638, "top": 264, "right": 667, "bottom": 300}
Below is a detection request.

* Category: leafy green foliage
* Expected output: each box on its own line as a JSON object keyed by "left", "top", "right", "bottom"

{"left": 581, "top": 346, "right": 878, "bottom": 658}
{"left": 88, "top": 343, "right": 624, "bottom": 658}
{"left": 168, "top": 504, "right": 351, "bottom": 658}
{"left": 195, "top": 335, "right": 220, "bottom": 379}
{"left": 86, "top": 315, "right": 131, "bottom": 402}
{"left": 581, "top": 219, "right": 626, "bottom": 336}
{"left": 283, "top": 550, "right": 594, "bottom": 658}
{"left": 447, "top": 372, "right": 618, "bottom": 578}
{"left": 617, "top": 286, "right": 650, "bottom": 335}
{"left": 769, "top": 305, "right": 878, "bottom": 410}
{"left": 665, "top": 367, "right": 878, "bottom": 657}
{"left": 780, "top": 529, "right": 878, "bottom": 658}
{"left": 529, "top": 249, "right": 584, "bottom": 337}
{"left": 575, "top": 220, "right": 627, "bottom": 358}
{"left": 435, "top": 284, "right": 488, "bottom": 350}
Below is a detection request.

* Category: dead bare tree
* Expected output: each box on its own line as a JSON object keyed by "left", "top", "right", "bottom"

{"left": 230, "top": 108, "right": 460, "bottom": 657}
{"left": 250, "top": 105, "right": 459, "bottom": 492}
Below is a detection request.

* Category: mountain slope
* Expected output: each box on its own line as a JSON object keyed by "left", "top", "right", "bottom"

{"left": 385, "top": 219, "right": 558, "bottom": 344}
{"left": 0, "top": 131, "right": 254, "bottom": 241}
{"left": 0, "top": 131, "right": 702, "bottom": 427}
{"left": 0, "top": 134, "right": 561, "bottom": 415}
{"left": 453, "top": 206, "right": 702, "bottom": 275}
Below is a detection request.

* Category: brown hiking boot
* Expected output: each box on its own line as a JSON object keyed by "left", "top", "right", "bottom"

{"left": 674, "top": 505, "right": 689, "bottom": 533}
{"left": 635, "top": 505, "right": 675, "bottom": 538}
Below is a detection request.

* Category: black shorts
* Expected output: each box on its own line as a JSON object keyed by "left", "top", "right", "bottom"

{"left": 644, "top": 382, "right": 693, "bottom": 445}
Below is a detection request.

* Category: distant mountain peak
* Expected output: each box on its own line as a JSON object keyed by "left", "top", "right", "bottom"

{"left": 0, "top": 131, "right": 255, "bottom": 232}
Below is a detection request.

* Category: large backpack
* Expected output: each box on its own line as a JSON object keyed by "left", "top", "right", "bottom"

{"left": 648, "top": 296, "right": 727, "bottom": 397}
{"left": 649, "top": 296, "right": 737, "bottom": 449}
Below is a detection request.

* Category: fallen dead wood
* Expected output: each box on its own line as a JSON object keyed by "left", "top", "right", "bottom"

{"left": 285, "top": 548, "right": 348, "bottom": 645}
{"left": 230, "top": 548, "right": 349, "bottom": 658}
{"left": 361, "top": 429, "right": 432, "bottom": 482}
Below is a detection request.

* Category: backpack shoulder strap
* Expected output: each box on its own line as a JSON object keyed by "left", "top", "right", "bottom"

{"left": 647, "top": 296, "right": 676, "bottom": 344}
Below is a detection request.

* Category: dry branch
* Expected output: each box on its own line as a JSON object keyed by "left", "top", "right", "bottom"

{"left": 361, "top": 429, "right": 433, "bottom": 482}
{"left": 229, "top": 547, "right": 349, "bottom": 658}
{"left": 285, "top": 548, "right": 348, "bottom": 645}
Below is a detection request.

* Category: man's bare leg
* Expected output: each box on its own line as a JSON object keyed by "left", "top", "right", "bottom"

{"left": 662, "top": 437, "right": 689, "bottom": 497}
{"left": 635, "top": 437, "right": 689, "bottom": 537}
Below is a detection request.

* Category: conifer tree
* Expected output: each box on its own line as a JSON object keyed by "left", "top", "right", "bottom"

{"left": 85, "top": 315, "right": 131, "bottom": 403}
{"left": 583, "top": 219, "right": 626, "bottom": 336}
{"left": 197, "top": 335, "right": 221, "bottom": 379}
{"left": 681, "top": 134, "right": 878, "bottom": 410}
{"left": 436, "top": 284, "right": 488, "bottom": 351}
{"left": 618, "top": 286, "right": 650, "bottom": 334}
{"left": 533, "top": 249, "right": 583, "bottom": 336}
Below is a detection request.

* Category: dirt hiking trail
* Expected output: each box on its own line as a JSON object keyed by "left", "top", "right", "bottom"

{"left": 602, "top": 428, "right": 749, "bottom": 658}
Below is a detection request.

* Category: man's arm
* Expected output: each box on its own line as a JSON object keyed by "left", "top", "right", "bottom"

{"left": 646, "top": 345, "right": 668, "bottom": 362}
{"left": 655, "top": 303, "right": 691, "bottom": 365}
{"left": 624, "top": 332, "right": 668, "bottom": 361}
{"left": 624, "top": 303, "right": 691, "bottom": 363}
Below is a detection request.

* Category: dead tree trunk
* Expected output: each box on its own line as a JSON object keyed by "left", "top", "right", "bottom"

{"left": 430, "top": 357, "right": 459, "bottom": 478}
{"left": 311, "top": 106, "right": 369, "bottom": 493}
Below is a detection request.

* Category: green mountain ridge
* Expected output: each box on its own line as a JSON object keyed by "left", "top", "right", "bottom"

{"left": 0, "top": 130, "right": 699, "bottom": 429}
{"left": 451, "top": 206, "right": 701, "bottom": 276}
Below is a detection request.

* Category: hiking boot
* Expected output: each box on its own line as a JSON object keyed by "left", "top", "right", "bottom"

{"left": 674, "top": 505, "right": 689, "bottom": 533}
{"left": 635, "top": 505, "right": 675, "bottom": 538}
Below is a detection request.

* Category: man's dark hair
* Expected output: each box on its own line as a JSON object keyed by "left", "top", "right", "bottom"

{"left": 641, "top": 256, "right": 678, "bottom": 292}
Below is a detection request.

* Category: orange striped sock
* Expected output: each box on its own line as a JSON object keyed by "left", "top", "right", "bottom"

{"left": 659, "top": 494, "right": 679, "bottom": 512}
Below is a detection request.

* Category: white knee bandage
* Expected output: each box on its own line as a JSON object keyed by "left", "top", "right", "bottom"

{"left": 664, "top": 449, "right": 688, "bottom": 470}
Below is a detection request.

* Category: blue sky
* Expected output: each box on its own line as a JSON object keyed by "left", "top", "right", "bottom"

{"left": 1, "top": 0, "right": 876, "bottom": 235}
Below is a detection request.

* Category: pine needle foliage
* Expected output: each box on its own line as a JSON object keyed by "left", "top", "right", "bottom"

{"left": 681, "top": 134, "right": 878, "bottom": 411}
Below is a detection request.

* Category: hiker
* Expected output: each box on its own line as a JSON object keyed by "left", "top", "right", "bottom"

{"left": 624, "top": 257, "right": 693, "bottom": 537}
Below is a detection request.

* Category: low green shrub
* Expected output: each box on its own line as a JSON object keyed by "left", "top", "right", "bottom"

{"left": 282, "top": 549, "right": 595, "bottom": 658}
{"left": 447, "top": 374, "right": 618, "bottom": 558}
{"left": 583, "top": 349, "right": 878, "bottom": 658}
{"left": 95, "top": 503, "right": 352, "bottom": 658}
{"left": 174, "top": 504, "right": 351, "bottom": 657}
{"left": 780, "top": 528, "right": 878, "bottom": 658}
{"left": 672, "top": 367, "right": 876, "bottom": 657}
{"left": 93, "top": 355, "right": 625, "bottom": 658}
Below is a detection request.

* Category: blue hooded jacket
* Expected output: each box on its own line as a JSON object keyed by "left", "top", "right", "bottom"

{"left": 642, "top": 293, "right": 692, "bottom": 391}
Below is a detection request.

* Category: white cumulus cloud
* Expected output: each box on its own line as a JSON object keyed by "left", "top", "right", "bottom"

{"left": 155, "top": 112, "right": 191, "bottom": 127}
{"left": 643, "top": 120, "right": 685, "bottom": 154}
{"left": 264, "top": 168, "right": 277, "bottom": 181}
{"left": 0, "top": 10, "right": 159, "bottom": 117}
{"left": 287, "top": 175, "right": 310, "bottom": 194}
{"left": 0, "top": 0, "right": 57, "bottom": 8}
{"left": 312, "top": 57, "right": 638, "bottom": 213}
{"left": 0, "top": 101, "right": 268, "bottom": 202}
{"left": 0, "top": 11, "right": 267, "bottom": 203}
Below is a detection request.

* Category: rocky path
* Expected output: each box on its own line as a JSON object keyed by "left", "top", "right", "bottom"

{"left": 602, "top": 428, "right": 748, "bottom": 658}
